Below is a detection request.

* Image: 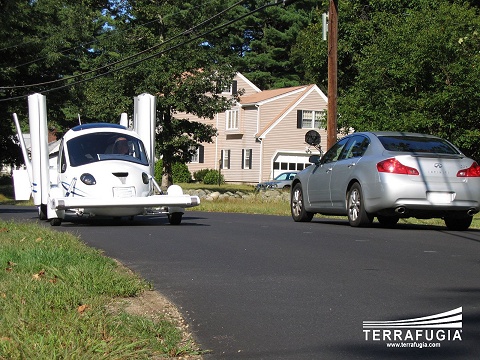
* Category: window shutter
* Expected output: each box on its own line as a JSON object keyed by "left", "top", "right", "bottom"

{"left": 199, "top": 145, "right": 204, "bottom": 163}
{"left": 241, "top": 150, "right": 245, "bottom": 169}
{"left": 220, "top": 150, "right": 224, "bottom": 169}
{"left": 297, "top": 110, "right": 303, "bottom": 129}
{"left": 232, "top": 80, "right": 237, "bottom": 95}
{"left": 227, "top": 150, "right": 231, "bottom": 169}
{"left": 248, "top": 149, "right": 252, "bottom": 169}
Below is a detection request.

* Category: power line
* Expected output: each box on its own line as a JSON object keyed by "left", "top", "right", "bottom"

{"left": 0, "top": 0, "right": 246, "bottom": 92}
{"left": 7, "top": 18, "right": 161, "bottom": 70}
{"left": 0, "top": 0, "right": 219, "bottom": 56}
{"left": 0, "top": 0, "right": 297, "bottom": 102}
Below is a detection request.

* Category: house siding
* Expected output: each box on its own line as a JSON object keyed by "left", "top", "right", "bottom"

{"left": 180, "top": 73, "right": 261, "bottom": 182}
{"left": 258, "top": 89, "right": 328, "bottom": 182}
{"left": 180, "top": 73, "right": 329, "bottom": 185}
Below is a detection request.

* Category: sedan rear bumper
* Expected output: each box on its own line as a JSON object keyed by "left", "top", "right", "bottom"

{"left": 364, "top": 175, "right": 480, "bottom": 216}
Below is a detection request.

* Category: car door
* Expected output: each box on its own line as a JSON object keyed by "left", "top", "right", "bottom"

{"left": 329, "top": 135, "right": 370, "bottom": 209}
{"left": 307, "top": 137, "right": 350, "bottom": 208}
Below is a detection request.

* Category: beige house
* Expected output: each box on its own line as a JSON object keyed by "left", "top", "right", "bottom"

{"left": 179, "top": 73, "right": 329, "bottom": 184}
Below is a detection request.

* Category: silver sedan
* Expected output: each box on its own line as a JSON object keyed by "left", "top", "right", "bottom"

{"left": 256, "top": 171, "right": 298, "bottom": 191}
{"left": 291, "top": 131, "right": 480, "bottom": 230}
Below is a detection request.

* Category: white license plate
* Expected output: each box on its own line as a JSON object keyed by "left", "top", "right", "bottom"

{"left": 113, "top": 187, "right": 135, "bottom": 198}
{"left": 427, "top": 192, "right": 454, "bottom": 204}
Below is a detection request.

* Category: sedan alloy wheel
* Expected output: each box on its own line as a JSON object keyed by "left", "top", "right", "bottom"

{"left": 347, "top": 183, "right": 373, "bottom": 227}
{"left": 291, "top": 183, "right": 314, "bottom": 222}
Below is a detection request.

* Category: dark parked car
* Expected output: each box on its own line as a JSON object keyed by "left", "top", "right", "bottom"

{"left": 291, "top": 131, "right": 480, "bottom": 230}
{"left": 256, "top": 172, "right": 298, "bottom": 190}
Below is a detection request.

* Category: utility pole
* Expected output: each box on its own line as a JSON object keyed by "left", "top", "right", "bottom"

{"left": 327, "top": 0, "right": 338, "bottom": 150}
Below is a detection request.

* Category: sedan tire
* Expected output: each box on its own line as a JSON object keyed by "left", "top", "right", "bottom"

{"left": 377, "top": 215, "right": 399, "bottom": 228}
{"left": 444, "top": 215, "right": 472, "bottom": 231}
{"left": 347, "top": 183, "right": 373, "bottom": 227}
{"left": 291, "top": 183, "right": 314, "bottom": 222}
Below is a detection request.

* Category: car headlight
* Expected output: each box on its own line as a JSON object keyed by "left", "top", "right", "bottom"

{"left": 80, "top": 173, "right": 96, "bottom": 185}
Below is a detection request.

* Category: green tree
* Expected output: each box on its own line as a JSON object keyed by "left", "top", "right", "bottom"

{"left": 236, "top": 0, "right": 319, "bottom": 89}
{"left": 0, "top": 0, "right": 113, "bottom": 165}
{"left": 292, "top": 0, "right": 436, "bottom": 93}
{"left": 294, "top": 0, "right": 480, "bottom": 159}
{"left": 0, "top": 0, "right": 239, "bottom": 187}
{"left": 76, "top": 0, "right": 240, "bottom": 188}
{"left": 1, "top": 0, "right": 316, "bottom": 178}
{"left": 340, "top": 1, "right": 480, "bottom": 159}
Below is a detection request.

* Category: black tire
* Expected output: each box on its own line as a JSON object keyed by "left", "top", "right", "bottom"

{"left": 444, "top": 216, "right": 472, "bottom": 231}
{"left": 50, "top": 218, "right": 62, "bottom": 226}
{"left": 38, "top": 204, "right": 48, "bottom": 220}
{"left": 291, "top": 183, "right": 314, "bottom": 222}
{"left": 168, "top": 212, "right": 183, "bottom": 225}
{"left": 377, "top": 215, "right": 399, "bottom": 228}
{"left": 347, "top": 183, "right": 373, "bottom": 227}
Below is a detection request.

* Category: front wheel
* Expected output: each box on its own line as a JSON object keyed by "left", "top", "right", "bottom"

{"left": 291, "top": 183, "right": 314, "bottom": 222}
{"left": 444, "top": 216, "right": 472, "bottom": 231}
{"left": 168, "top": 212, "right": 183, "bottom": 225}
{"left": 50, "top": 218, "right": 62, "bottom": 226}
{"left": 347, "top": 183, "right": 373, "bottom": 227}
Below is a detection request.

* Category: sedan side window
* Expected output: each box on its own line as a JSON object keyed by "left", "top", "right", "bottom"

{"left": 321, "top": 137, "right": 350, "bottom": 164}
{"left": 343, "top": 136, "right": 370, "bottom": 159}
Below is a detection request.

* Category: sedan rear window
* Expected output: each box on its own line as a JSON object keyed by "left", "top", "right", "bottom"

{"left": 378, "top": 136, "right": 460, "bottom": 155}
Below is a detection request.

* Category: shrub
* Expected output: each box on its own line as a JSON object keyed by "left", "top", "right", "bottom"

{"left": 0, "top": 175, "right": 12, "bottom": 186}
{"left": 154, "top": 160, "right": 192, "bottom": 184}
{"left": 193, "top": 169, "right": 211, "bottom": 183}
{"left": 203, "top": 170, "right": 224, "bottom": 185}
{"left": 172, "top": 162, "right": 192, "bottom": 183}
{"left": 154, "top": 160, "right": 162, "bottom": 183}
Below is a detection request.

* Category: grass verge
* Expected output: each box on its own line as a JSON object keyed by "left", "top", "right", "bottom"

{"left": 0, "top": 220, "right": 200, "bottom": 359}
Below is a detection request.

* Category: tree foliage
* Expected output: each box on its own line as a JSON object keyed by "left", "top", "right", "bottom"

{"left": 234, "top": 0, "right": 319, "bottom": 89}
{"left": 0, "top": 0, "right": 110, "bottom": 165}
{"left": 0, "top": 0, "right": 314, "bottom": 174}
{"left": 87, "top": 0, "right": 241, "bottom": 187}
{"left": 294, "top": 0, "right": 480, "bottom": 159}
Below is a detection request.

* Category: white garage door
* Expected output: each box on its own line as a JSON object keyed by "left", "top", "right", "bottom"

{"left": 272, "top": 153, "right": 312, "bottom": 179}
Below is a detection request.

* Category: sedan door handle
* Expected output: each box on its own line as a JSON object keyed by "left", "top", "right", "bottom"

{"left": 326, "top": 167, "right": 333, "bottom": 173}
{"left": 348, "top": 163, "right": 356, "bottom": 168}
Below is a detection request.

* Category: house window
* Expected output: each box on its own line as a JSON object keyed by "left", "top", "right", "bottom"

{"left": 222, "top": 80, "right": 238, "bottom": 95}
{"left": 221, "top": 149, "right": 230, "bottom": 169}
{"left": 297, "top": 110, "right": 326, "bottom": 129}
{"left": 242, "top": 149, "right": 252, "bottom": 169}
{"left": 190, "top": 145, "right": 204, "bottom": 163}
{"left": 226, "top": 110, "right": 239, "bottom": 130}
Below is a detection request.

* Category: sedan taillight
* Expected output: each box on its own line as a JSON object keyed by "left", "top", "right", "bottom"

{"left": 377, "top": 158, "right": 419, "bottom": 175}
{"left": 457, "top": 162, "right": 480, "bottom": 177}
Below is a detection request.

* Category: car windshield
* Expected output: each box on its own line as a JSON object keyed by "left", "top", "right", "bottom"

{"left": 275, "top": 173, "right": 293, "bottom": 181}
{"left": 378, "top": 136, "right": 460, "bottom": 155}
{"left": 67, "top": 132, "right": 149, "bottom": 167}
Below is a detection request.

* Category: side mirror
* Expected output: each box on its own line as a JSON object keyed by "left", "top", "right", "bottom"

{"left": 305, "top": 130, "right": 321, "bottom": 147}
{"left": 309, "top": 154, "right": 321, "bottom": 164}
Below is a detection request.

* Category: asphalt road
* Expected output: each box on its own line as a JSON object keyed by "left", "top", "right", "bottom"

{"left": 1, "top": 206, "right": 479, "bottom": 359}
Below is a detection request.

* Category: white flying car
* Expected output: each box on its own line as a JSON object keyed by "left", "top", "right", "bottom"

{"left": 12, "top": 93, "right": 200, "bottom": 226}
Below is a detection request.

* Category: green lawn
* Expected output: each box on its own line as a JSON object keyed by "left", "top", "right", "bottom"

{"left": 0, "top": 220, "right": 201, "bottom": 359}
